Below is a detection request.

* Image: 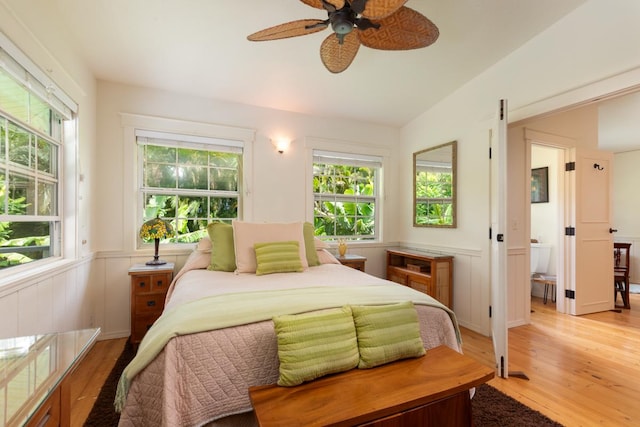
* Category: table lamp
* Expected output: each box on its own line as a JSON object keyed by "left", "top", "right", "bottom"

{"left": 139, "top": 217, "right": 175, "bottom": 265}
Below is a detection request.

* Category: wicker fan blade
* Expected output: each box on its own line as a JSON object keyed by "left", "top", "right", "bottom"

{"left": 320, "top": 31, "right": 360, "bottom": 73}
{"left": 301, "top": 0, "right": 346, "bottom": 10}
{"left": 358, "top": 6, "right": 439, "bottom": 50}
{"left": 327, "top": 0, "right": 346, "bottom": 9}
{"left": 353, "top": 0, "right": 407, "bottom": 19}
{"left": 248, "top": 19, "right": 328, "bottom": 41}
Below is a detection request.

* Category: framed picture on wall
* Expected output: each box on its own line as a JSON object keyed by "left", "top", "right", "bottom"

{"left": 531, "top": 167, "right": 549, "bottom": 203}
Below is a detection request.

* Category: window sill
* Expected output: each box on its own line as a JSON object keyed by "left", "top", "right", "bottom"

{"left": 0, "top": 256, "right": 93, "bottom": 297}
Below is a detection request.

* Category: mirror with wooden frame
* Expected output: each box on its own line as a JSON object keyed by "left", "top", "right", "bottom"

{"left": 413, "top": 141, "right": 457, "bottom": 228}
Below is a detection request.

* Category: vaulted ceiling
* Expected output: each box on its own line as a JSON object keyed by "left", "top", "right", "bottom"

{"left": 32, "top": 0, "right": 586, "bottom": 127}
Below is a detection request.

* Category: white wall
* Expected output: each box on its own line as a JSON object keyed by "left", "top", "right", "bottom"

{"left": 531, "top": 145, "right": 560, "bottom": 274}
{"left": 399, "top": 0, "right": 640, "bottom": 335}
{"left": 91, "top": 81, "right": 402, "bottom": 338}
{"left": 530, "top": 145, "right": 560, "bottom": 299}
{"left": 0, "top": 1, "right": 98, "bottom": 338}
{"left": 94, "top": 82, "right": 401, "bottom": 250}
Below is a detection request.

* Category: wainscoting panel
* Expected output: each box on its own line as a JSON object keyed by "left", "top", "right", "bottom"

{"left": 398, "top": 243, "right": 488, "bottom": 335}
{"left": 93, "top": 252, "right": 191, "bottom": 340}
{"left": 0, "top": 244, "right": 498, "bottom": 341}
{"left": 104, "top": 257, "right": 132, "bottom": 338}
{"left": 0, "top": 291, "right": 18, "bottom": 338}
{"left": 0, "top": 257, "right": 95, "bottom": 340}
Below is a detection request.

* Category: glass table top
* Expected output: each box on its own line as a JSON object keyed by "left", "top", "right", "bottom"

{"left": 0, "top": 328, "right": 100, "bottom": 427}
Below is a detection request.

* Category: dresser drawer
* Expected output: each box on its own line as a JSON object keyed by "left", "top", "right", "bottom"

{"left": 25, "top": 386, "right": 60, "bottom": 427}
{"left": 386, "top": 267, "right": 408, "bottom": 285}
{"left": 132, "top": 315, "right": 159, "bottom": 343}
{"left": 408, "top": 278, "right": 433, "bottom": 295}
{"left": 135, "top": 293, "right": 165, "bottom": 314}
{"left": 386, "top": 250, "right": 453, "bottom": 309}
{"left": 132, "top": 273, "right": 171, "bottom": 293}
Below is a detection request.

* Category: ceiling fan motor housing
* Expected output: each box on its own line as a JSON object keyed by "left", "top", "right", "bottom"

{"left": 330, "top": 8, "right": 356, "bottom": 39}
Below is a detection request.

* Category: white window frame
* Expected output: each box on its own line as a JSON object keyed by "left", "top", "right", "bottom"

{"left": 305, "top": 137, "right": 388, "bottom": 243}
{"left": 0, "top": 33, "right": 78, "bottom": 279}
{"left": 120, "top": 113, "right": 254, "bottom": 252}
{"left": 136, "top": 130, "right": 243, "bottom": 244}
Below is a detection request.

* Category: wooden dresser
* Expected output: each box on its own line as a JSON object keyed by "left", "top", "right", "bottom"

{"left": 336, "top": 253, "right": 367, "bottom": 271}
{"left": 386, "top": 249, "right": 453, "bottom": 309}
{"left": 249, "top": 345, "right": 493, "bottom": 427}
{"left": 128, "top": 263, "right": 174, "bottom": 345}
{"left": 1, "top": 329, "right": 100, "bottom": 427}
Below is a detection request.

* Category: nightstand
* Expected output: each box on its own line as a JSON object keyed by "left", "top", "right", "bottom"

{"left": 128, "top": 263, "right": 174, "bottom": 345}
{"left": 336, "top": 254, "right": 367, "bottom": 272}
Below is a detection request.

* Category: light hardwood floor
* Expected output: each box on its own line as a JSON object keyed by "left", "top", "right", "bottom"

{"left": 70, "top": 294, "right": 640, "bottom": 426}
{"left": 70, "top": 337, "right": 127, "bottom": 426}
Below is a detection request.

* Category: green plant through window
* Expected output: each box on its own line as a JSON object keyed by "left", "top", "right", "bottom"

{"left": 313, "top": 153, "right": 379, "bottom": 241}
{"left": 0, "top": 68, "right": 62, "bottom": 270}
{"left": 139, "top": 142, "right": 241, "bottom": 243}
{"left": 414, "top": 169, "right": 453, "bottom": 225}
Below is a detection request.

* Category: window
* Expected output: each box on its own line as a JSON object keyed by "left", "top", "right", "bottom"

{"left": 137, "top": 130, "right": 242, "bottom": 243}
{"left": 312, "top": 150, "right": 381, "bottom": 241}
{"left": 0, "top": 38, "right": 74, "bottom": 270}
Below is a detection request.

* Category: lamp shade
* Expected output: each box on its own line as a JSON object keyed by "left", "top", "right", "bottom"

{"left": 139, "top": 217, "right": 175, "bottom": 241}
{"left": 139, "top": 217, "right": 175, "bottom": 265}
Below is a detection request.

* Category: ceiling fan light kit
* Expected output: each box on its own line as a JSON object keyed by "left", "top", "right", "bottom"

{"left": 247, "top": 0, "right": 439, "bottom": 73}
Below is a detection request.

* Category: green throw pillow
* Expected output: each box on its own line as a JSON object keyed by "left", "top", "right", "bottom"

{"left": 274, "top": 306, "right": 359, "bottom": 386}
{"left": 303, "top": 222, "right": 320, "bottom": 267}
{"left": 206, "top": 222, "right": 236, "bottom": 272}
{"left": 351, "top": 301, "right": 426, "bottom": 369}
{"left": 254, "top": 241, "right": 304, "bottom": 276}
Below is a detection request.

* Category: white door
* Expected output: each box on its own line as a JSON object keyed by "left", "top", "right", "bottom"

{"left": 565, "top": 148, "right": 614, "bottom": 315}
{"left": 490, "top": 99, "right": 508, "bottom": 378}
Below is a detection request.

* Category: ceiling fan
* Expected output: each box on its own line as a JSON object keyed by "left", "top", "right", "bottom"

{"left": 247, "top": 0, "right": 439, "bottom": 73}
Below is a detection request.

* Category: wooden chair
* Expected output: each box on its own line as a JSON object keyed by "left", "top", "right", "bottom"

{"left": 614, "top": 242, "right": 631, "bottom": 309}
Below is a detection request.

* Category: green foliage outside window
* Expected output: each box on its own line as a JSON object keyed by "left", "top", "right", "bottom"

{"left": 0, "top": 70, "right": 61, "bottom": 270}
{"left": 415, "top": 170, "right": 453, "bottom": 225}
{"left": 141, "top": 144, "right": 240, "bottom": 243}
{"left": 313, "top": 162, "right": 376, "bottom": 241}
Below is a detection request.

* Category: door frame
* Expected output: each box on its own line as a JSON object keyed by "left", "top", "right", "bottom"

{"left": 524, "top": 134, "right": 573, "bottom": 315}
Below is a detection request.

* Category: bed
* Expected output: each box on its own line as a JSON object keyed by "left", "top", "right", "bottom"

{"left": 115, "top": 222, "right": 461, "bottom": 427}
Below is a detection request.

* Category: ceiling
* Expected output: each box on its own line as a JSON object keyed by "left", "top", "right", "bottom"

{"left": 33, "top": 0, "right": 587, "bottom": 127}
{"left": 598, "top": 92, "right": 640, "bottom": 153}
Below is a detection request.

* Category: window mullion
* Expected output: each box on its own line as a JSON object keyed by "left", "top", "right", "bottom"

{"left": 138, "top": 138, "right": 242, "bottom": 243}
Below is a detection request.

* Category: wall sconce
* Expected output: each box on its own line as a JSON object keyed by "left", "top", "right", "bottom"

{"left": 272, "top": 138, "right": 291, "bottom": 154}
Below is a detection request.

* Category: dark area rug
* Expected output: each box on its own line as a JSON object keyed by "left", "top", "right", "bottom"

{"left": 84, "top": 341, "right": 136, "bottom": 426}
{"left": 472, "top": 384, "right": 563, "bottom": 427}
{"left": 85, "top": 343, "right": 563, "bottom": 426}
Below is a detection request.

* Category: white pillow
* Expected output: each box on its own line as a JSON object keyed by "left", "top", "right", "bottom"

{"left": 317, "top": 249, "right": 340, "bottom": 265}
{"left": 232, "top": 221, "right": 308, "bottom": 273}
{"left": 196, "top": 236, "right": 212, "bottom": 253}
{"left": 314, "top": 237, "right": 329, "bottom": 250}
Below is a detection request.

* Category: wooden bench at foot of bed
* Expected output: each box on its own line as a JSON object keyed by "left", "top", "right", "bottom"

{"left": 249, "top": 345, "right": 494, "bottom": 427}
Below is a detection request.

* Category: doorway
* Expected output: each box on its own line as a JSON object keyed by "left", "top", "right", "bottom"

{"left": 529, "top": 143, "right": 564, "bottom": 313}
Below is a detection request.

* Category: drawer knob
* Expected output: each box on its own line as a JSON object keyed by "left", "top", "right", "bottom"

{"left": 157, "top": 280, "right": 163, "bottom": 286}
{"left": 147, "top": 300, "right": 156, "bottom": 307}
{"left": 139, "top": 281, "right": 146, "bottom": 287}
